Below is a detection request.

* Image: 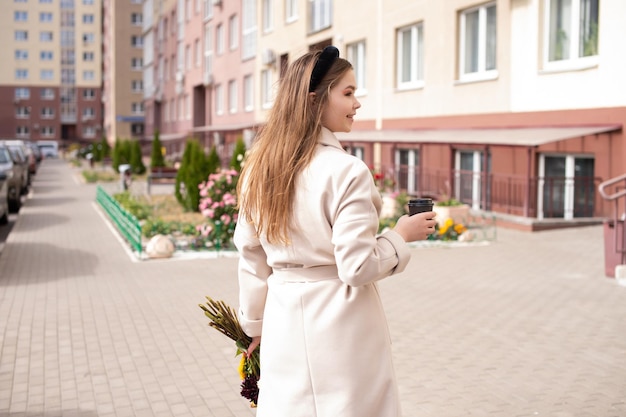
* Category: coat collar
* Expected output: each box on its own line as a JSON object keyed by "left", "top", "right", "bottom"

{"left": 318, "top": 127, "right": 345, "bottom": 151}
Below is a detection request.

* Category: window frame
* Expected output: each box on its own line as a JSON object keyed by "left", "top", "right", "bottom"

{"left": 458, "top": 2, "right": 498, "bottom": 83}
{"left": 346, "top": 40, "right": 367, "bottom": 96}
{"left": 396, "top": 22, "right": 424, "bottom": 90}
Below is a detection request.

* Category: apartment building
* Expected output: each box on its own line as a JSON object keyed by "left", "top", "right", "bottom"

{"left": 102, "top": 0, "right": 145, "bottom": 144}
{"left": 143, "top": 0, "right": 258, "bottom": 162}
{"left": 139, "top": 0, "right": 624, "bottom": 229}
{"left": 0, "top": 0, "right": 103, "bottom": 148}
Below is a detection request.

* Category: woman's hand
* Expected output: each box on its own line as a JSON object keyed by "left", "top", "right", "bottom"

{"left": 246, "top": 336, "right": 261, "bottom": 358}
{"left": 393, "top": 212, "right": 437, "bottom": 242}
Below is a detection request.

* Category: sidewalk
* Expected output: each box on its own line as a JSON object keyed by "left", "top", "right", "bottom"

{"left": 0, "top": 159, "right": 625, "bottom": 417}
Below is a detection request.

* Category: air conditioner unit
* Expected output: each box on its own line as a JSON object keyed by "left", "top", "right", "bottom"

{"left": 175, "top": 71, "right": 184, "bottom": 83}
{"left": 261, "top": 49, "right": 276, "bottom": 65}
{"left": 155, "top": 90, "right": 164, "bottom": 102}
{"left": 212, "top": 0, "right": 222, "bottom": 6}
{"left": 203, "top": 73, "right": 214, "bottom": 86}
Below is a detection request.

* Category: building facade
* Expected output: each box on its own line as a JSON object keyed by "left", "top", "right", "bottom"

{"left": 0, "top": 0, "right": 103, "bottom": 149}
{"left": 138, "top": 0, "right": 623, "bottom": 229}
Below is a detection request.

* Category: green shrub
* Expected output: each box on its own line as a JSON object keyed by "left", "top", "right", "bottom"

{"left": 112, "top": 191, "right": 151, "bottom": 220}
{"left": 175, "top": 139, "right": 215, "bottom": 212}
{"left": 130, "top": 140, "right": 146, "bottom": 175}
{"left": 230, "top": 137, "right": 246, "bottom": 172}
{"left": 150, "top": 130, "right": 166, "bottom": 168}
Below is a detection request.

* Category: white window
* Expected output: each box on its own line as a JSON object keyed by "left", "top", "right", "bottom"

{"left": 83, "top": 70, "right": 95, "bottom": 81}
{"left": 216, "top": 24, "right": 224, "bottom": 55}
{"left": 396, "top": 22, "right": 424, "bottom": 89}
{"left": 185, "top": 94, "right": 191, "bottom": 120}
{"left": 83, "top": 14, "right": 94, "bottom": 24}
{"left": 83, "top": 126, "right": 96, "bottom": 137}
{"left": 41, "top": 69, "right": 54, "bottom": 80}
{"left": 15, "top": 50, "right": 28, "bottom": 60}
{"left": 185, "top": 45, "right": 191, "bottom": 70}
{"left": 204, "top": 0, "right": 213, "bottom": 20}
{"left": 195, "top": 38, "right": 201, "bottom": 67}
{"left": 16, "top": 126, "right": 29, "bottom": 137}
{"left": 16, "top": 106, "right": 30, "bottom": 118}
{"left": 309, "top": 0, "right": 331, "bottom": 33}
{"left": 83, "top": 0, "right": 95, "bottom": 4}
{"left": 346, "top": 41, "right": 366, "bottom": 95}
{"left": 286, "top": 0, "right": 298, "bottom": 23}
{"left": 132, "top": 36, "right": 143, "bottom": 48}
{"left": 261, "top": 69, "right": 273, "bottom": 108}
{"left": 215, "top": 84, "right": 224, "bottom": 115}
{"left": 41, "top": 107, "right": 54, "bottom": 118}
{"left": 132, "top": 80, "right": 143, "bottom": 92}
{"left": 131, "top": 57, "right": 143, "bottom": 70}
{"left": 243, "top": 74, "right": 253, "bottom": 112}
{"left": 41, "top": 88, "right": 54, "bottom": 99}
{"left": 204, "top": 25, "right": 214, "bottom": 82}
{"left": 242, "top": 0, "right": 257, "bottom": 60}
{"left": 132, "top": 102, "right": 144, "bottom": 114}
{"left": 459, "top": 2, "right": 497, "bottom": 82}
{"left": 41, "top": 126, "right": 54, "bottom": 136}
{"left": 82, "top": 108, "right": 95, "bottom": 119}
{"left": 15, "top": 88, "right": 30, "bottom": 99}
{"left": 228, "top": 80, "right": 237, "bottom": 113}
{"left": 262, "top": 0, "right": 273, "bottom": 33}
{"left": 83, "top": 33, "right": 95, "bottom": 43}
{"left": 229, "top": 15, "right": 238, "bottom": 50}
{"left": 83, "top": 89, "right": 95, "bottom": 99}
{"left": 40, "top": 12, "right": 53, "bottom": 22}
{"left": 40, "top": 51, "right": 53, "bottom": 60}
{"left": 15, "top": 11, "right": 28, "bottom": 22}
{"left": 16, "top": 69, "right": 28, "bottom": 79}
{"left": 544, "top": 0, "right": 599, "bottom": 69}
{"left": 15, "top": 31, "right": 28, "bottom": 41}
{"left": 40, "top": 31, "right": 53, "bottom": 42}
{"left": 131, "top": 13, "right": 142, "bottom": 25}
{"left": 83, "top": 52, "right": 94, "bottom": 61}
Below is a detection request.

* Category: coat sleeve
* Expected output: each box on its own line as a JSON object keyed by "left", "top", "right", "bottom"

{"left": 331, "top": 163, "right": 410, "bottom": 287}
{"left": 233, "top": 215, "right": 272, "bottom": 338}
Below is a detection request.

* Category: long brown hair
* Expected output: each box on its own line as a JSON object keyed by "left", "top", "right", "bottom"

{"left": 237, "top": 49, "right": 352, "bottom": 244}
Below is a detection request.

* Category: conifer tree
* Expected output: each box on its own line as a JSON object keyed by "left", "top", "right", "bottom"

{"left": 229, "top": 137, "right": 246, "bottom": 173}
{"left": 150, "top": 130, "right": 166, "bottom": 168}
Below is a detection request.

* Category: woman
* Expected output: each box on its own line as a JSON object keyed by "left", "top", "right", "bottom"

{"left": 234, "top": 46, "right": 436, "bottom": 417}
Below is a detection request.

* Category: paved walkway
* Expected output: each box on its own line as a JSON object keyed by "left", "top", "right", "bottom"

{"left": 0, "top": 159, "right": 625, "bottom": 417}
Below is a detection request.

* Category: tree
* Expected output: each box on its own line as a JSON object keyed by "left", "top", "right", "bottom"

{"left": 150, "top": 130, "right": 166, "bottom": 168}
{"left": 207, "top": 145, "right": 221, "bottom": 174}
{"left": 130, "top": 140, "right": 146, "bottom": 175}
{"left": 229, "top": 136, "right": 246, "bottom": 172}
{"left": 175, "top": 139, "right": 212, "bottom": 212}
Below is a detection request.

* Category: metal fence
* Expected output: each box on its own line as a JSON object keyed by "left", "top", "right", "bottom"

{"left": 95, "top": 185, "right": 142, "bottom": 256}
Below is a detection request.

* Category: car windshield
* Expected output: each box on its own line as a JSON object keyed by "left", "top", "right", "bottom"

{"left": 0, "top": 149, "right": 10, "bottom": 163}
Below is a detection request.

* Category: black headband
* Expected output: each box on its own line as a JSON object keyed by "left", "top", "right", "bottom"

{"left": 308, "top": 46, "right": 339, "bottom": 92}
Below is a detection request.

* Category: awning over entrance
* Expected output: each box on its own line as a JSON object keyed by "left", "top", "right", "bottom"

{"left": 336, "top": 125, "right": 621, "bottom": 146}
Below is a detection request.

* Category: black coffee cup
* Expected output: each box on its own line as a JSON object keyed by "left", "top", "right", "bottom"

{"left": 408, "top": 198, "right": 434, "bottom": 216}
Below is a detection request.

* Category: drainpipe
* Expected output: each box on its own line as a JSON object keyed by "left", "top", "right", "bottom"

{"left": 525, "top": 146, "right": 532, "bottom": 217}
{"left": 373, "top": 0, "right": 383, "bottom": 173}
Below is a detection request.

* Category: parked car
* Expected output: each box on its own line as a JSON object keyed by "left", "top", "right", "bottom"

{"left": 0, "top": 140, "right": 31, "bottom": 192}
{"left": 0, "top": 170, "right": 8, "bottom": 225}
{"left": 25, "top": 140, "right": 43, "bottom": 167}
{"left": 37, "top": 140, "right": 59, "bottom": 159}
{"left": 3, "top": 140, "right": 36, "bottom": 179}
{"left": 0, "top": 144, "right": 23, "bottom": 213}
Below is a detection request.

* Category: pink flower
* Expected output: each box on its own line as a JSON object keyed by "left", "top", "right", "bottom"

{"left": 221, "top": 214, "right": 231, "bottom": 225}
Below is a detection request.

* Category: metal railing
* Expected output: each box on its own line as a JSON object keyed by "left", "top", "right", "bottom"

{"left": 598, "top": 174, "right": 626, "bottom": 268}
{"left": 96, "top": 185, "right": 142, "bottom": 256}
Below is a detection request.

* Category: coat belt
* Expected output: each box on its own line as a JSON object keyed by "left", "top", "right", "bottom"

{"left": 271, "top": 265, "right": 339, "bottom": 282}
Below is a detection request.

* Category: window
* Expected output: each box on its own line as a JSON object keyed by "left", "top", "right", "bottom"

{"left": 286, "top": 0, "right": 298, "bottom": 23}
{"left": 83, "top": 33, "right": 95, "bottom": 43}
{"left": 131, "top": 103, "right": 144, "bottom": 114}
{"left": 131, "top": 13, "right": 142, "bottom": 25}
{"left": 40, "top": 31, "right": 53, "bottom": 41}
{"left": 185, "top": 44, "right": 191, "bottom": 70}
{"left": 83, "top": 14, "right": 94, "bottom": 24}
{"left": 131, "top": 57, "right": 143, "bottom": 70}
{"left": 204, "top": 25, "right": 214, "bottom": 82}
{"left": 131, "top": 36, "right": 143, "bottom": 47}
{"left": 16, "top": 106, "right": 31, "bottom": 118}
{"left": 40, "top": 12, "right": 53, "bottom": 22}
{"left": 83, "top": 126, "right": 96, "bottom": 137}
{"left": 243, "top": 74, "right": 253, "bottom": 111}
{"left": 41, "top": 107, "right": 54, "bottom": 118}
{"left": 538, "top": 155, "right": 595, "bottom": 218}
{"left": 83, "top": 52, "right": 94, "bottom": 61}
{"left": 41, "top": 88, "right": 54, "bottom": 99}
{"left": 15, "top": 11, "right": 28, "bottom": 22}
{"left": 262, "top": 0, "right": 273, "bottom": 33}
{"left": 215, "top": 84, "right": 224, "bottom": 115}
{"left": 83, "top": 0, "right": 95, "bottom": 4}
{"left": 396, "top": 149, "right": 419, "bottom": 194}
{"left": 261, "top": 69, "right": 273, "bottom": 108}
{"left": 40, "top": 51, "right": 53, "bottom": 61}
{"left": 16, "top": 69, "right": 29, "bottom": 79}
{"left": 242, "top": 0, "right": 257, "bottom": 60}
{"left": 16, "top": 126, "right": 30, "bottom": 137}
{"left": 216, "top": 24, "right": 224, "bottom": 54}
{"left": 229, "top": 15, "right": 239, "bottom": 50}
{"left": 195, "top": 38, "right": 201, "bottom": 67}
{"left": 396, "top": 22, "right": 424, "bottom": 89}
{"left": 15, "top": 50, "right": 28, "bottom": 60}
{"left": 228, "top": 80, "right": 237, "bottom": 113}
{"left": 132, "top": 80, "right": 143, "bottom": 92}
{"left": 459, "top": 2, "right": 497, "bottom": 81}
{"left": 15, "top": 31, "right": 28, "bottom": 41}
{"left": 131, "top": 123, "right": 144, "bottom": 135}
{"left": 41, "top": 126, "right": 54, "bottom": 136}
{"left": 544, "top": 0, "right": 599, "bottom": 68}
{"left": 82, "top": 108, "right": 95, "bottom": 119}
{"left": 346, "top": 41, "right": 366, "bottom": 95}
{"left": 309, "top": 0, "right": 331, "bottom": 33}
{"left": 41, "top": 69, "right": 54, "bottom": 80}
{"left": 83, "top": 89, "right": 95, "bottom": 99}
{"left": 83, "top": 70, "right": 95, "bottom": 81}
{"left": 15, "top": 88, "right": 30, "bottom": 99}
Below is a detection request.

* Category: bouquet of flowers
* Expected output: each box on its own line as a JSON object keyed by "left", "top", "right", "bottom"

{"left": 199, "top": 297, "right": 260, "bottom": 407}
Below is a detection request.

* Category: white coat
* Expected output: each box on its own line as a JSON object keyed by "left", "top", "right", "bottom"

{"left": 234, "top": 127, "right": 411, "bottom": 417}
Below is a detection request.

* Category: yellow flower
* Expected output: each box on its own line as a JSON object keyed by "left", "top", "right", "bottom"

{"left": 238, "top": 355, "right": 246, "bottom": 380}
{"left": 439, "top": 218, "right": 454, "bottom": 235}
{"left": 454, "top": 224, "right": 466, "bottom": 234}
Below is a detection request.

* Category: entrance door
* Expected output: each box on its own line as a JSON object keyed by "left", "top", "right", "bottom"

{"left": 455, "top": 150, "right": 490, "bottom": 209}
{"left": 539, "top": 155, "right": 595, "bottom": 219}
